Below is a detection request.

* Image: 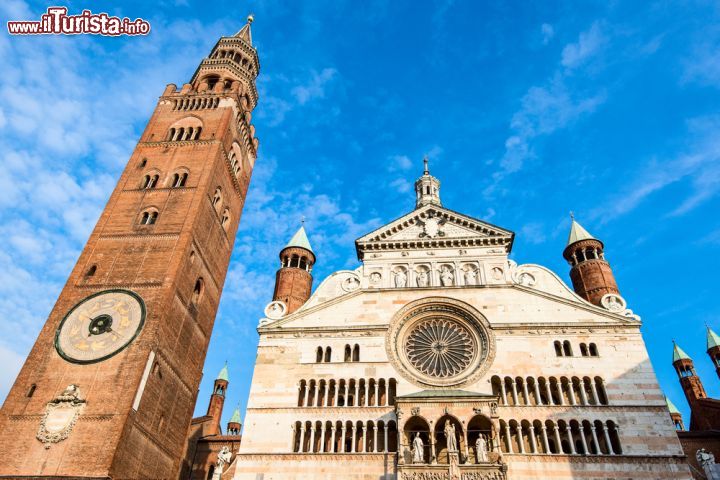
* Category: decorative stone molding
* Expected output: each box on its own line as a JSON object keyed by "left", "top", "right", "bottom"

{"left": 600, "top": 294, "right": 640, "bottom": 321}
{"left": 264, "top": 301, "right": 287, "bottom": 321}
{"left": 36, "top": 384, "right": 86, "bottom": 448}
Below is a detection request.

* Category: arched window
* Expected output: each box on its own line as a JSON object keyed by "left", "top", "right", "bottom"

{"left": 221, "top": 209, "right": 231, "bottom": 230}
{"left": 167, "top": 128, "right": 175, "bottom": 141}
{"left": 212, "top": 188, "right": 222, "bottom": 210}
{"left": 26, "top": 384, "right": 36, "bottom": 398}
{"left": 554, "top": 341, "right": 563, "bottom": 357}
{"left": 194, "top": 127, "right": 202, "bottom": 140}
{"left": 172, "top": 172, "right": 188, "bottom": 188}
{"left": 139, "top": 210, "right": 158, "bottom": 225}
{"left": 192, "top": 278, "right": 204, "bottom": 304}
{"left": 563, "top": 340, "right": 573, "bottom": 357}
{"left": 589, "top": 343, "right": 599, "bottom": 356}
{"left": 230, "top": 152, "right": 240, "bottom": 175}
{"left": 205, "top": 75, "right": 220, "bottom": 90}
{"left": 344, "top": 345, "right": 351, "bottom": 362}
{"left": 324, "top": 346, "right": 331, "bottom": 362}
{"left": 85, "top": 265, "right": 97, "bottom": 277}
{"left": 141, "top": 174, "right": 159, "bottom": 189}
{"left": 579, "top": 343, "right": 588, "bottom": 356}
{"left": 352, "top": 344, "right": 360, "bottom": 362}
{"left": 316, "top": 347, "right": 323, "bottom": 363}
{"left": 138, "top": 158, "right": 147, "bottom": 168}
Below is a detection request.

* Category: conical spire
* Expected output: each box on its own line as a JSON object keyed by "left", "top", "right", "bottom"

{"left": 217, "top": 362, "right": 229, "bottom": 381}
{"left": 234, "top": 14, "right": 254, "bottom": 45}
{"left": 229, "top": 406, "right": 242, "bottom": 424}
{"left": 566, "top": 214, "right": 596, "bottom": 246}
{"left": 285, "top": 224, "right": 313, "bottom": 253}
{"left": 707, "top": 326, "right": 720, "bottom": 350}
{"left": 672, "top": 342, "right": 691, "bottom": 363}
{"left": 665, "top": 396, "right": 681, "bottom": 414}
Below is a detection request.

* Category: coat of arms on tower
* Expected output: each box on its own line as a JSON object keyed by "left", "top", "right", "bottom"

{"left": 417, "top": 213, "right": 446, "bottom": 238}
{"left": 36, "top": 384, "right": 86, "bottom": 448}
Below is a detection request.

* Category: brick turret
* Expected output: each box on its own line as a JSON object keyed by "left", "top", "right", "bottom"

{"left": 227, "top": 406, "right": 242, "bottom": 435}
{"left": 207, "top": 363, "right": 229, "bottom": 435}
{"left": 666, "top": 396, "right": 685, "bottom": 431}
{"left": 673, "top": 342, "right": 707, "bottom": 419}
{"left": 706, "top": 326, "right": 720, "bottom": 380}
{"left": 273, "top": 225, "right": 315, "bottom": 314}
{"left": 562, "top": 216, "right": 619, "bottom": 306}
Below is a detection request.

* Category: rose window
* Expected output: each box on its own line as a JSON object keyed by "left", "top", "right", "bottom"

{"left": 405, "top": 318, "right": 475, "bottom": 378}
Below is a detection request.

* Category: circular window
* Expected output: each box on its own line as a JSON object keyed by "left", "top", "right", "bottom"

{"left": 386, "top": 297, "right": 495, "bottom": 388}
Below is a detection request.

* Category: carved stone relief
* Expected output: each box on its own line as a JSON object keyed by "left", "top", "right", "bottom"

{"left": 36, "top": 384, "right": 86, "bottom": 448}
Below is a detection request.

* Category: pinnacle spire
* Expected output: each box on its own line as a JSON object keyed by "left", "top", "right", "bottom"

{"left": 665, "top": 395, "right": 681, "bottom": 414}
{"left": 217, "top": 361, "right": 229, "bottom": 381}
{"left": 707, "top": 325, "right": 720, "bottom": 351}
{"left": 414, "top": 157, "right": 441, "bottom": 208}
{"left": 672, "top": 341, "right": 691, "bottom": 363}
{"left": 234, "top": 14, "right": 254, "bottom": 45}
{"left": 229, "top": 405, "right": 242, "bottom": 424}
{"left": 566, "top": 215, "right": 596, "bottom": 246}
{"left": 285, "top": 225, "right": 313, "bottom": 253}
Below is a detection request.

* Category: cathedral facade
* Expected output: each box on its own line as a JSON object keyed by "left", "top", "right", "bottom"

{"left": 231, "top": 164, "right": 691, "bottom": 479}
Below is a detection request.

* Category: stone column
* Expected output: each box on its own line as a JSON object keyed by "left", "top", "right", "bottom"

{"left": 341, "top": 423, "right": 347, "bottom": 453}
{"left": 528, "top": 426, "right": 537, "bottom": 453}
{"left": 504, "top": 423, "right": 513, "bottom": 453}
{"left": 518, "top": 426, "right": 526, "bottom": 454}
{"left": 604, "top": 425, "right": 615, "bottom": 454}
{"left": 290, "top": 424, "right": 297, "bottom": 452}
{"left": 351, "top": 424, "right": 357, "bottom": 453}
{"left": 546, "top": 382, "right": 555, "bottom": 406}
{"left": 464, "top": 427, "right": 470, "bottom": 462}
{"left": 596, "top": 378, "right": 606, "bottom": 404}
{"left": 589, "top": 380, "right": 599, "bottom": 405}
{"left": 358, "top": 424, "right": 365, "bottom": 453}
{"left": 384, "top": 424, "right": 389, "bottom": 453}
{"left": 334, "top": 384, "right": 340, "bottom": 407}
{"left": 540, "top": 426, "right": 550, "bottom": 454}
{"left": 330, "top": 426, "right": 337, "bottom": 453}
{"left": 578, "top": 425, "right": 588, "bottom": 454}
{"left": 567, "top": 427, "right": 576, "bottom": 454}
{"left": 521, "top": 381, "right": 530, "bottom": 406}
{"left": 578, "top": 382, "right": 588, "bottom": 405}
{"left": 300, "top": 424, "right": 307, "bottom": 452}
{"left": 431, "top": 434, "right": 437, "bottom": 464}
{"left": 553, "top": 425, "right": 562, "bottom": 454}
{"left": 500, "top": 381, "right": 508, "bottom": 405}
{"left": 590, "top": 425, "right": 601, "bottom": 455}
{"left": 533, "top": 380, "right": 542, "bottom": 405}
{"left": 318, "top": 422, "right": 327, "bottom": 453}
{"left": 354, "top": 382, "right": 360, "bottom": 407}
{"left": 557, "top": 381, "right": 565, "bottom": 406}
{"left": 567, "top": 382, "right": 577, "bottom": 405}
{"left": 510, "top": 379, "right": 519, "bottom": 405}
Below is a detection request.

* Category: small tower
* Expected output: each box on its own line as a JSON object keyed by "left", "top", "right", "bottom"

{"left": 706, "top": 326, "right": 720, "bottom": 379}
{"left": 207, "top": 363, "right": 229, "bottom": 435}
{"left": 562, "top": 216, "right": 619, "bottom": 306}
{"left": 273, "top": 225, "right": 315, "bottom": 314}
{"left": 414, "top": 156, "right": 441, "bottom": 208}
{"left": 672, "top": 342, "right": 707, "bottom": 418}
{"left": 665, "top": 396, "right": 685, "bottom": 431}
{"left": 227, "top": 406, "right": 242, "bottom": 435}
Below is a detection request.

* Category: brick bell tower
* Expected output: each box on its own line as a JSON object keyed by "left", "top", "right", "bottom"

{"left": 207, "top": 363, "right": 229, "bottom": 435}
{"left": 0, "top": 17, "right": 260, "bottom": 479}
{"left": 672, "top": 342, "right": 707, "bottom": 420}
{"left": 562, "top": 215, "right": 619, "bottom": 306}
{"left": 273, "top": 225, "right": 315, "bottom": 314}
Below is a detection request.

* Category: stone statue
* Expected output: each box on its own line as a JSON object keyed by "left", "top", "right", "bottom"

{"left": 412, "top": 433, "right": 424, "bottom": 464}
{"left": 444, "top": 420, "right": 457, "bottom": 452}
{"left": 464, "top": 268, "right": 477, "bottom": 286}
{"left": 416, "top": 270, "right": 429, "bottom": 287}
{"left": 440, "top": 266, "right": 454, "bottom": 286}
{"left": 211, "top": 446, "right": 232, "bottom": 479}
{"left": 697, "top": 449, "right": 720, "bottom": 480}
{"left": 475, "top": 434, "right": 488, "bottom": 463}
{"left": 394, "top": 270, "right": 407, "bottom": 288}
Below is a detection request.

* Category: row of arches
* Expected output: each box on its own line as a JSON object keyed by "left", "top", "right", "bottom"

{"left": 314, "top": 344, "right": 359, "bottom": 363}
{"left": 498, "top": 419, "right": 622, "bottom": 455}
{"left": 402, "top": 414, "right": 493, "bottom": 465}
{"left": 554, "top": 340, "right": 599, "bottom": 357}
{"left": 490, "top": 375, "right": 608, "bottom": 407}
{"left": 282, "top": 253, "right": 312, "bottom": 271}
{"left": 291, "top": 420, "right": 398, "bottom": 454}
{"left": 167, "top": 126, "right": 202, "bottom": 142}
{"left": 210, "top": 50, "right": 256, "bottom": 75}
{"left": 140, "top": 170, "right": 188, "bottom": 189}
{"left": 567, "top": 246, "right": 605, "bottom": 266}
{"left": 298, "top": 378, "right": 397, "bottom": 408}
{"left": 173, "top": 97, "right": 219, "bottom": 111}
{"left": 211, "top": 188, "right": 231, "bottom": 231}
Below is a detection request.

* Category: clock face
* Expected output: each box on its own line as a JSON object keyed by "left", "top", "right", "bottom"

{"left": 55, "top": 290, "right": 146, "bottom": 364}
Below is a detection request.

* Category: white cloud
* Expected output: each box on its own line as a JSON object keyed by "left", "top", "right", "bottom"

{"left": 541, "top": 23, "right": 555, "bottom": 45}
{"left": 520, "top": 222, "right": 547, "bottom": 244}
{"left": 390, "top": 177, "right": 412, "bottom": 193}
{"left": 561, "top": 22, "right": 605, "bottom": 70}
{"left": 389, "top": 154, "right": 413, "bottom": 171}
{"left": 291, "top": 68, "right": 338, "bottom": 105}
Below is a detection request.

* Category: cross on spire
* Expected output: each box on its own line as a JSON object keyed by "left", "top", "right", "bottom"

{"left": 423, "top": 156, "right": 429, "bottom": 175}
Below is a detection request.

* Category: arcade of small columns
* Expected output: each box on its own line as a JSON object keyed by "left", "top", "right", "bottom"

{"left": 291, "top": 419, "right": 398, "bottom": 454}
{"left": 298, "top": 378, "right": 398, "bottom": 408}
{"left": 497, "top": 419, "right": 622, "bottom": 456}
{"left": 491, "top": 375, "right": 609, "bottom": 407}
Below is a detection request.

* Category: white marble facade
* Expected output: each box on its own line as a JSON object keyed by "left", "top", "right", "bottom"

{"left": 232, "top": 179, "right": 691, "bottom": 479}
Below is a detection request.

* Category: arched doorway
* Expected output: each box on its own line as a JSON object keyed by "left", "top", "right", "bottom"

{"left": 434, "top": 415, "right": 465, "bottom": 464}
{"left": 467, "top": 414, "right": 493, "bottom": 463}
{"left": 403, "top": 416, "right": 430, "bottom": 464}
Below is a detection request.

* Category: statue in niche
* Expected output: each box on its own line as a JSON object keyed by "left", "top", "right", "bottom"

{"left": 475, "top": 434, "right": 488, "bottom": 463}
{"left": 212, "top": 446, "right": 232, "bottom": 480}
{"left": 444, "top": 420, "right": 458, "bottom": 452}
{"left": 440, "top": 266, "right": 454, "bottom": 286}
{"left": 394, "top": 269, "right": 407, "bottom": 288}
{"left": 412, "top": 433, "right": 424, "bottom": 464}
{"left": 416, "top": 270, "right": 429, "bottom": 287}
{"left": 464, "top": 268, "right": 477, "bottom": 286}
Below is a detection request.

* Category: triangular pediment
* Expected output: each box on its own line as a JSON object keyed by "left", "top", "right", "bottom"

{"left": 355, "top": 204, "right": 514, "bottom": 258}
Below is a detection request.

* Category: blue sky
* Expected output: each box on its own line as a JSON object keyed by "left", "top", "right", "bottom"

{"left": 1, "top": 1, "right": 719, "bottom": 427}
